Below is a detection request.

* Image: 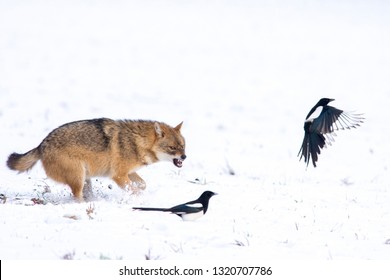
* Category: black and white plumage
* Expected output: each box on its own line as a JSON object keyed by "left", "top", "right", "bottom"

{"left": 298, "top": 98, "right": 364, "bottom": 167}
{"left": 132, "top": 191, "right": 217, "bottom": 221}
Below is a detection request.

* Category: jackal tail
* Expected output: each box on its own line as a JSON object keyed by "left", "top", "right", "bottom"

{"left": 7, "top": 148, "right": 40, "bottom": 172}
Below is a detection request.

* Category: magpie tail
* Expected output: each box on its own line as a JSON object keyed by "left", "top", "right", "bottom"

{"left": 132, "top": 207, "right": 170, "bottom": 212}
{"left": 298, "top": 131, "right": 326, "bottom": 167}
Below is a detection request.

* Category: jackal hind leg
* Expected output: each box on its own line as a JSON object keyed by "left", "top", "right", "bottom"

{"left": 82, "top": 178, "right": 94, "bottom": 201}
{"left": 42, "top": 158, "right": 86, "bottom": 202}
{"left": 62, "top": 169, "right": 87, "bottom": 202}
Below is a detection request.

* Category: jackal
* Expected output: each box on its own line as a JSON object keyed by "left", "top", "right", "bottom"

{"left": 7, "top": 118, "right": 186, "bottom": 200}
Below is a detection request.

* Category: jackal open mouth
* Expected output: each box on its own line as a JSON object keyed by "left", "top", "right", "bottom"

{"left": 173, "top": 158, "right": 183, "bottom": 168}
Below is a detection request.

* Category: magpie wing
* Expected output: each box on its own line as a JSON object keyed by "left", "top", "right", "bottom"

{"left": 169, "top": 203, "right": 203, "bottom": 214}
{"left": 310, "top": 106, "right": 363, "bottom": 134}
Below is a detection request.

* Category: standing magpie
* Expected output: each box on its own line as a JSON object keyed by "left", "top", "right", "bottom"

{"left": 132, "top": 191, "right": 217, "bottom": 221}
{"left": 298, "top": 98, "right": 364, "bottom": 167}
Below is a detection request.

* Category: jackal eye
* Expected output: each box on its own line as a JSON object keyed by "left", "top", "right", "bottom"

{"left": 168, "top": 146, "right": 177, "bottom": 151}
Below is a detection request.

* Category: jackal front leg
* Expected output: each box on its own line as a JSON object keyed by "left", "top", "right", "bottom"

{"left": 128, "top": 172, "right": 146, "bottom": 190}
{"left": 112, "top": 172, "right": 145, "bottom": 195}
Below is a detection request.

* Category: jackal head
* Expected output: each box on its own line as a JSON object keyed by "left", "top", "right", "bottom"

{"left": 153, "top": 122, "right": 186, "bottom": 168}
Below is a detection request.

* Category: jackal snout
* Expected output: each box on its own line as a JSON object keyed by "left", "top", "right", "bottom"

{"left": 173, "top": 154, "right": 187, "bottom": 168}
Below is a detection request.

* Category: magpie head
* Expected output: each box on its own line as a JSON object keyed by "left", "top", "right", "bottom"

{"left": 199, "top": 191, "right": 217, "bottom": 201}
{"left": 196, "top": 191, "right": 217, "bottom": 213}
{"left": 317, "top": 98, "right": 335, "bottom": 106}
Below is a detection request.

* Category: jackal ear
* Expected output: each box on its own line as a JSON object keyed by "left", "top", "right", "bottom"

{"left": 154, "top": 122, "right": 165, "bottom": 138}
{"left": 174, "top": 121, "right": 183, "bottom": 132}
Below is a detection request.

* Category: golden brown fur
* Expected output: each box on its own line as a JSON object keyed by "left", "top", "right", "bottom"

{"left": 7, "top": 118, "right": 186, "bottom": 201}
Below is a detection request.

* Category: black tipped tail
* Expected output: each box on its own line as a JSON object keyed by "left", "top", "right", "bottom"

{"left": 298, "top": 131, "right": 326, "bottom": 167}
{"left": 7, "top": 148, "right": 40, "bottom": 172}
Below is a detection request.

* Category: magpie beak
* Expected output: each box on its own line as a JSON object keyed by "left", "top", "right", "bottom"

{"left": 133, "top": 191, "right": 217, "bottom": 221}
{"left": 298, "top": 98, "right": 364, "bottom": 167}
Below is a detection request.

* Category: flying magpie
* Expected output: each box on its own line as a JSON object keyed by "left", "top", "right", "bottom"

{"left": 298, "top": 98, "right": 364, "bottom": 167}
{"left": 132, "top": 191, "right": 217, "bottom": 221}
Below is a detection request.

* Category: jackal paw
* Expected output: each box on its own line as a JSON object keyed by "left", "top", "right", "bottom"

{"left": 128, "top": 182, "right": 146, "bottom": 195}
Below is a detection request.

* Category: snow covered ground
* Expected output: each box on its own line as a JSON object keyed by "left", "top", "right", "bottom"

{"left": 1, "top": 0, "right": 390, "bottom": 260}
